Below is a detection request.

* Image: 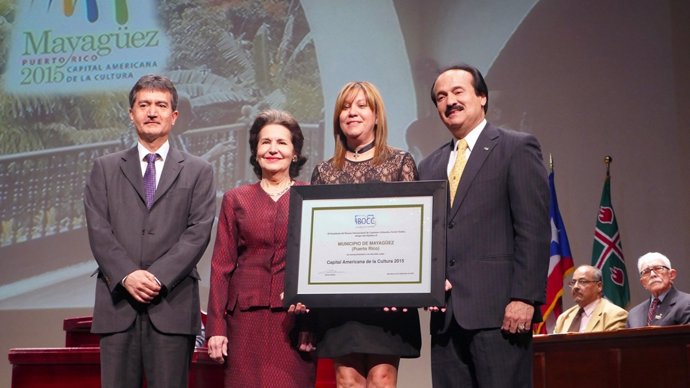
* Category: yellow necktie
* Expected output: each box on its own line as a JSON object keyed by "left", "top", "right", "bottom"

{"left": 449, "top": 138, "right": 468, "bottom": 206}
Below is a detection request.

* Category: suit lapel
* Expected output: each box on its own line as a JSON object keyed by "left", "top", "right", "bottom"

{"left": 585, "top": 299, "right": 606, "bottom": 331}
{"left": 449, "top": 124, "right": 499, "bottom": 220}
{"left": 431, "top": 142, "right": 453, "bottom": 211}
{"left": 564, "top": 307, "right": 579, "bottom": 331}
{"left": 153, "top": 148, "right": 184, "bottom": 207}
{"left": 656, "top": 288, "right": 677, "bottom": 322}
{"left": 432, "top": 141, "right": 453, "bottom": 181}
{"left": 120, "top": 147, "right": 147, "bottom": 206}
{"left": 643, "top": 298, "right": 652, "bottom": 321}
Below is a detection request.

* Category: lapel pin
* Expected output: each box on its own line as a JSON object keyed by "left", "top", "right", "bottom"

{"left": 483, "top": 146, "right": 489, "bottom": 151}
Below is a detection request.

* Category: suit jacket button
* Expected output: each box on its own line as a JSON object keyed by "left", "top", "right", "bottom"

{"left": 448, "top": 221, "right": 455, "bottom": 229}
{"left": 449, "top": 259, "right": 456, "bottom": 266}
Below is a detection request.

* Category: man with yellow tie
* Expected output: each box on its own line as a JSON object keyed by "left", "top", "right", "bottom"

{"left": 418, "top": 63, "right": 550, "bottom": 388}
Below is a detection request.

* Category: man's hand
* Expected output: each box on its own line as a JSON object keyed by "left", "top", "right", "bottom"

{"left": 501, "top": 300, "right": 534, "bottom": 334}
{"left": 427, "top": 279, "right": 453, "bottom": 312}
{"left": 207, "top": 335, "right": 228, "bottom": 364}
{"left": 123, "top": 270, "right": 161, "bottom": 303}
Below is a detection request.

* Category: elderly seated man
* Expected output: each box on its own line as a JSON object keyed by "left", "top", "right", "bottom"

{"left": 627, "top": 252, "right": 690, "bottom": 328}
{"left": 554, "top": 265, "right": 627, "bottom": 333}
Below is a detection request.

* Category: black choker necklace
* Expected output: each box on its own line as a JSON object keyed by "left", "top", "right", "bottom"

{"left": 346, "top": 142, "right": 375, "bottom": 159}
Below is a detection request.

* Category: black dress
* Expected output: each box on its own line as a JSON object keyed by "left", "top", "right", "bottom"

{"left": 310, "top": 149, "right": 422, "bottom": 358}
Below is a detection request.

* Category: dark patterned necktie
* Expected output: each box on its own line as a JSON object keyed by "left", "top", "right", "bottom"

{"left": 144, "top": 153, "right": 158, "bottom": 209}
{"left": 568, "top": 308, "right": 584, "bottom": 332}
{"left": 647, "top": 297, "right": 660, "bottom": 326}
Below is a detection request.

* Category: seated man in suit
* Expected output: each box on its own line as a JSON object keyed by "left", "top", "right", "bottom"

{"left": 627, "top": 252, "right": 690, "bottom": 328}
{"left": 554, "top": 265, "right": 628, "bottom": 333}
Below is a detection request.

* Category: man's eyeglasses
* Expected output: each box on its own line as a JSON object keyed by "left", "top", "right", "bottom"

{"left": 567, "top": 279, "right": 600, "bottom": 287}
{"left": 639, "top": 265, "right": 669, "bottom": 278}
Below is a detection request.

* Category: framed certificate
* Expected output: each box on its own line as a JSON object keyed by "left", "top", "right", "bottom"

{"left": 283, "top": 180, "right": 447, "bottom": 308}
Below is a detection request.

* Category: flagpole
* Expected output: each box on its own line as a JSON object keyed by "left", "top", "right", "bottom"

{"left": 604, "top": 155, "right": 612, "bottom": 177}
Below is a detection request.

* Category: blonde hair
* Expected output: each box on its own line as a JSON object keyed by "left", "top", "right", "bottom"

{"left": 331, "top": 81, "right": 392, "bottom": 169}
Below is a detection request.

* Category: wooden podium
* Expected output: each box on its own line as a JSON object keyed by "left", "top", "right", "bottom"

{"left": 8, "top": 316, "right": 336, "bottom": 388}
{"left": 8, "top": 318, "right": 690, "bottom": 387}
{"left": 533, "top": 325, "right": 690, "bottom": 388}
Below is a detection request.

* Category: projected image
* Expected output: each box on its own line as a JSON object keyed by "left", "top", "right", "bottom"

{"left": 0, "top": 0, "right": 323, "bottom": 308}
{"left": 0, "top": 0, "right": 322, "bottom": 243}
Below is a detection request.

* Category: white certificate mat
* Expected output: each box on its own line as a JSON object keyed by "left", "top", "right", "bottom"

{"left": 302, "top": 198, "right": 430, "bottom": 292}
{"left": 284, "top": 181, "right": 447, "bottom": 308}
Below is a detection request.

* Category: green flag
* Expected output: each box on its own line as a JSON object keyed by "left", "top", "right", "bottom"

{"left": 591, "top": 173, "right": 630, "bottom": 308}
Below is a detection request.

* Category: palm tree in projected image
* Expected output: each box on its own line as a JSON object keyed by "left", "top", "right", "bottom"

{"left": 164, "top": 22, "right": 321, "bottom": 187}
{"left": 161, "top": 0, "right": 323, "bottom": 125}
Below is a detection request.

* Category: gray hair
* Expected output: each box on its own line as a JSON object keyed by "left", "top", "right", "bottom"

{"left": 637, "top": 252, "right": 672, "bottom": 273}
{"left": 590, "top": 266, "right": 603, "bottom": 281}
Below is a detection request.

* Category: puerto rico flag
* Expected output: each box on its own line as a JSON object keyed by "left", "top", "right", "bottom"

{"left": 535, "top": 168, "right": 574, "bottom": 334}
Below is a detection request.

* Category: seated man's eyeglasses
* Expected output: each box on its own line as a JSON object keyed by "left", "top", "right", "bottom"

{"left": 567, "top": 279, "right": 600, "bottom": 287}
{"left": 639, "top": 265, "right": 669, "bottom": 277}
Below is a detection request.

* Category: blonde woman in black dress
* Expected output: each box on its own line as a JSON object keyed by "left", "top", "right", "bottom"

{"left": 300, "top": 81, "right": 421, "bottom": 387}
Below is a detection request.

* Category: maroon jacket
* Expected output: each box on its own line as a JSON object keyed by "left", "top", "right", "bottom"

{"left": 206, "top": 181, "right": 306, "bottom": 338}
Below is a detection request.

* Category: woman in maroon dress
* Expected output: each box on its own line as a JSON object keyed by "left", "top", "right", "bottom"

{"left": 206, "top": 110, "right": 316, "bottom": 387}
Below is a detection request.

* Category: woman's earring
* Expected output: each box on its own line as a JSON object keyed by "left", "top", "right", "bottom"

{"left": 292, "top": 155, "right": 298, "bottom": 163}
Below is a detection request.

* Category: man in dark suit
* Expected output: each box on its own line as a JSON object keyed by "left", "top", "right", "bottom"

{"left": 627, "top": 252, "right": 690, "bottom": 328}
{"left": 418, "top": 63, "right": 550, "bottom": 388}
{"left": 84, "top": 74, "right": 216, "bottom": 388}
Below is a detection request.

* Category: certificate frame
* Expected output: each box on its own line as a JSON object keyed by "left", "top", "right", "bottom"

{"left": 283, "top": 180, "right": 447, "bottom": 308}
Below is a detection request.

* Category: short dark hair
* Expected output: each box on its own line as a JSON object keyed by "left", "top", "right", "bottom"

{"left": 129, "top": 74, "right": 178, "bottom": 111}
{"left": 248, "top": 109, "right": 307, "bottom": 179}
{"left": 430, "top": 63, "right": 489, "bottom": 113}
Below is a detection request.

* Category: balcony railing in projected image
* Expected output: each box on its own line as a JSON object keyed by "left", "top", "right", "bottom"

{"left": 0, "top": 122, "right": 323, "bottom": 247}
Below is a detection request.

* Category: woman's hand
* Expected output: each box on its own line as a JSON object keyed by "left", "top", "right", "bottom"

{"left": 207, "top": 335, "right": 228, "bottom": 364}
{"left": 382, "top": 307, "right": 409, "bottom": 312}
{"left": 288, "top": 302, "right": 310, "bottom": 314}
{"left": 298, "top": 331, "right": 316, "bottom": 352}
